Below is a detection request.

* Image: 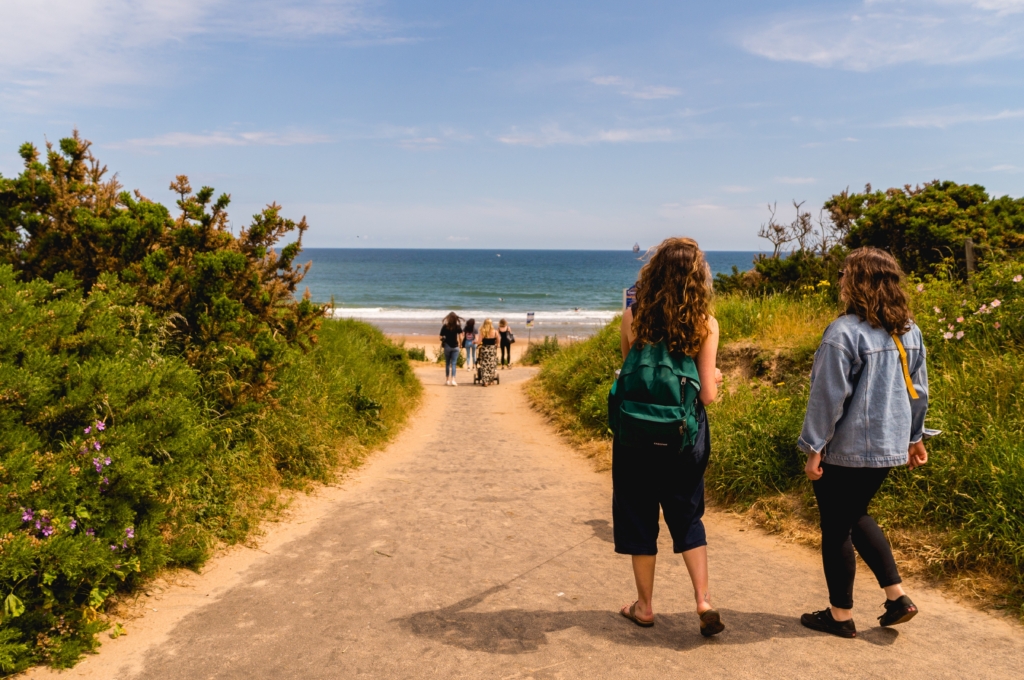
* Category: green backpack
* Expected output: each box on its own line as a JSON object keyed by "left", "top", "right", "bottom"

{"left": 608, "top": 341, "right": 702, "bottom": 450}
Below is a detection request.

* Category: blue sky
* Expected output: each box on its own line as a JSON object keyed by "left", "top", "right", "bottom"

{"left": 1, "top": 0, "right": 1023, "bottom": 250}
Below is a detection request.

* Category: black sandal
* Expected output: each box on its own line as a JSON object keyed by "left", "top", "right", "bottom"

{"left": 620, "top": 601, "right": 654, "bottom": 627}
{"left": 699, "top": 608, "right": 725, "bottom": 637}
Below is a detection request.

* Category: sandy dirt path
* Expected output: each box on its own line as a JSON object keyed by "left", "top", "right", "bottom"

{"left": 30, "top": 367, "right": 1024, "bottom": 679}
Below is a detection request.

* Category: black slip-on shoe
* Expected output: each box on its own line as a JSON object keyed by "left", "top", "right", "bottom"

{"left": 800, "top": 608, "right": 857, "bottom": 638}
{"left": 878, "top": 595, "right": 918, "bottom": 627}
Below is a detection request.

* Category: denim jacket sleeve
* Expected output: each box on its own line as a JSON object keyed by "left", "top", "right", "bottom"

{"left": 907, "top": 328, "right": 929, "bottom": 444}
{"left": 797, "top": 338, "right": 858, "bottom": 456}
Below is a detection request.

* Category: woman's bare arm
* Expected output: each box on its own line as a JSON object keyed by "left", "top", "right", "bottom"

{"left": 695, "top": 317, "right": 721, "bottom": 405}
{"left": 620, "top": 308, "right": 635, "bottom": 361}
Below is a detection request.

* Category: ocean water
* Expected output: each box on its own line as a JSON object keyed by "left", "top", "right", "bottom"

{"left": 300, "top": 248, "right": 761, "bottom": 336}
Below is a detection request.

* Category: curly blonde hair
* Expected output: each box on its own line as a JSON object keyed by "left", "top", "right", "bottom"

{"left": 631, "top": 237, "right": 712, "bottom": 357}
{"left": 840, "top": 247, "right": 913, "bottom": 335}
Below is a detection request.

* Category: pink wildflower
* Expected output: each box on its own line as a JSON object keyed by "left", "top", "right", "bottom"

{"left": 991, "top": 299, "right": 1001, "bottom": 308}
{"left": 956, "top": 317, "right": 964, "bottom": 323}
{"left": 84, "top": 426, "right": 91, "bottom": 435}
{"left": 1014, "top": 275, "right": 1022, "bottom": 283}
{"left": 96, "top": 421, "right": 106, "bottom": 431}
{"left": 933, "top": 307, "right": 942, "bottom": 314}
{"left": 943, "top": 332, "right": 953, "bottom": 340}
{"left": 956, "top": 330, "right": 964, "bottom": 340}
{"left": 994, "top": 322, "right": 1002, "bottom": 329}
{"left": 916, "top": 284, "right": 924, "bottom": 292}
{"left": 938, "top": 318, "right": 945, "bottom": 322}
{"left": 948, "top": 324, "right": 954, "bottom": 330}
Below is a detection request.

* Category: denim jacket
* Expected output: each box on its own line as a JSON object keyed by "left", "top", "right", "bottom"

{"left": 797, "top": 315, "right": 930, "bottom": 468}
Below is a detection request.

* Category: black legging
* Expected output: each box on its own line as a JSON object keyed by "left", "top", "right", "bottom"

{"left": 500, "top": 342, "right": 511, "bottom": 366}
{"left": 812, "top": 463, "right": 902, "bottom": 609}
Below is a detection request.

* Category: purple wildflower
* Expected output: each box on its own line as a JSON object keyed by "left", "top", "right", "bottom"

{"left": 84, "top": 426, "right": 92, "bottom": 435}
{"left": 42, "top": 526, "right": 54, "bottom": 537}
{"left": 125, "top": 526, "right": 135, "bottom": 539}
{"left": 21, "top": 509, "right": 33, "bottom": 522}
{"left": 69, "top": 519, "right": 77, "bottom": 530}
{"left": 96, "top": 421, "right": 106, "bottom": 431}
{"left": 93, "top": 458, "right": 103, "bottom": 473}
{"left": 102, "top": 477, "right": 109, "bottom": 486}
{"left": 93, "top": 441, "right": 102, "bottom": 451}
{"left": 85, "top": 528, "right": 95, "bottom": 536}
{"left": 110, "top": 545, "right": 118, "bottom": 551}
{"left": 35, "top": 521, "right": 41, "bottom": 530}
{"left": 104, "top": 457, "right": 111, "bottom": 466}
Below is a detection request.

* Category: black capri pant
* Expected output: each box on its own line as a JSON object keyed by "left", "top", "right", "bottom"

{"left": 812, "top": 463, "right": 902, "bottom": 609}
{"left": 612, "top": 405, "right": 709, "bottom": 555}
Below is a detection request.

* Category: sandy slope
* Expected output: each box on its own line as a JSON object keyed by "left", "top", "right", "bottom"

{"left": 28, "top": 367, "right": 1024, "bottom": 679}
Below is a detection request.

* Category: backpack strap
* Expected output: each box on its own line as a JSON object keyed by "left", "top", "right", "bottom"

{"left": 891, "top": 333, "right": 920, "bottom": 400}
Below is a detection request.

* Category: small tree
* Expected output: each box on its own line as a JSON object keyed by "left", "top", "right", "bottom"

{"left": 0, "top": 131, "right": 322, "bottom": 407}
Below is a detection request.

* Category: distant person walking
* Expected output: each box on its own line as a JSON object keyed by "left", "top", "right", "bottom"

{"left": 463, "top": 318, "right": 478, "bottom": 370}
{"left": 439, "top": 312, "right": 463, "bottom": 386}
{"left": 608, "top": 237, "right": 725, "bottom": 637}
{"left": 798, "top": 247, "right": 930, "bottom": 638}
{"left": 498, "top": 319, "right": 514, "bottom": 369}
{"left": 477, "top": 319, "right": 499, "bottom": 386}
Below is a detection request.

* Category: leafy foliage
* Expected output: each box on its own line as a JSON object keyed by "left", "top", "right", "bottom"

{"left": 520, "top": 336, "right": 562, "bottom": 366}
{"left": 842, "top": 181, "right": 1024, "bottom": 276}
{"left": 0, "top": 132, "right": 322, "bottom": 408}
{"left": 0, "top": 131, "right": 422, "bottom": 671}
{"left": 0, "top": 268, "right": 419, "bottom": 670}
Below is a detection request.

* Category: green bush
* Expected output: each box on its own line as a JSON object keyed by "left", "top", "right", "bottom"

{"left": 0, "top": 267, "right": 419, "bottom": 671}
{"left": 520, "top": 336, "right": 562, "bottom": 366}
{"left": 842, "top": 181, "right": 1024, "bottom": 276}
{"left": 405, "top": 346, "right": 427, "bottom": 362}
{"left": 0, "top": 133, "right": 322, "bottom": 410}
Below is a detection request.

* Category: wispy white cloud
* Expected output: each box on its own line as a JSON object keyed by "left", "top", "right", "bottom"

{"left": 589, "top": 75, "right": 681, "bottom": 100}
{"left": 114, "top": 129, "right": 332, "bottom": 148}
{"left": 740, "top": 0, "right": 1024, "bottom": 71}
{"left": 985, "top": 163, "right": 1020, "bottom": 171}
{"left": 0, "top": 0, "right": 397, "bottom": 110}
{"left": 775, "top": 176, "right": 817, "bottom": 185}
{"left": 721, "top": 185, "right": 754, "bottom": 193}
{"left": 497, "top": 124, "right": 675, "bottom": 147}
{"left": 885, "top": 108, "right": 1024, "bottom": 127}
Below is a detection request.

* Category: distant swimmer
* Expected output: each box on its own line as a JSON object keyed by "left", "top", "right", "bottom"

{"left": 498, "top": 297, "right": 504, "bottom": 302}
{"left": 574, "top": 307, "right": 580, "bottom": 312}
{"left": 496, "top": 254, "right": 501, "bottom": 257}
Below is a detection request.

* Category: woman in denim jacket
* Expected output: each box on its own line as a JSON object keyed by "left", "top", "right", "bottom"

{"left": 798, "top": 247, "right": 931, "bottom": 638}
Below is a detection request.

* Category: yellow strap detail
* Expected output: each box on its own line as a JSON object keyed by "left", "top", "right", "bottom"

{"left": 891, "top": 334, "right": 920, "bottom": 400}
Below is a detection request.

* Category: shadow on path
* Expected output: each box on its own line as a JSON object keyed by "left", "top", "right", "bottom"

{"left": 399, "top": 584, "right": 898, "bottom": 655}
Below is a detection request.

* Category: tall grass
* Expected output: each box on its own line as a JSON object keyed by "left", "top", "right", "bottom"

{"left": 531, "top": 271, "right": 1024, "bottom": 614}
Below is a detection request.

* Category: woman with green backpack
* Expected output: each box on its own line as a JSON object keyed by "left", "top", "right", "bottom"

{"left": 609, "top": 237, "right": 725, "bottom": 637}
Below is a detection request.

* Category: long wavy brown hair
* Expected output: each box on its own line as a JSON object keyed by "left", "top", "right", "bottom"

{"left": 631, "top": 237, "right": 712, "bottom": 357}
{"left": 840, "top": 247, "right": 912, "bottom": 334}
{"left": 443, "top": 312, "right": 462, "bottom": 330}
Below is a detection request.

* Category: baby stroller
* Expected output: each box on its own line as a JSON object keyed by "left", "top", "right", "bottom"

{"left": 473, "top": 344, "right": 500, "bottom": 386}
